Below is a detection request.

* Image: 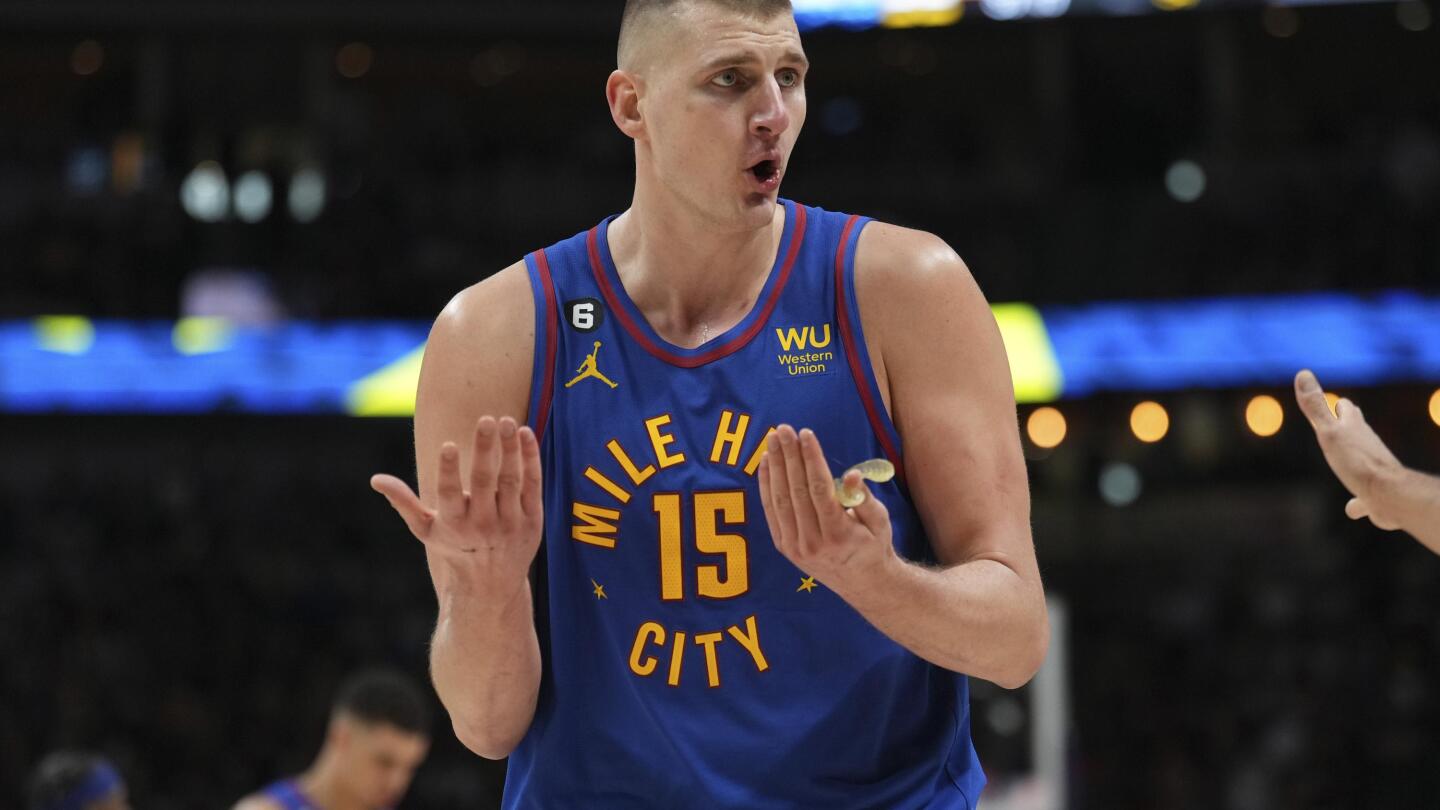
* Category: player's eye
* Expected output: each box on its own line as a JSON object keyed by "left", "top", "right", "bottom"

{"left": 712, "top": 70, "right": 740, "bottom": 88}
{"left": 777, "top": 69, "right": 800, "bottom": 88}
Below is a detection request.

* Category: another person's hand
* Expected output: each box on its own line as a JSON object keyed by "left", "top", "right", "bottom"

{"left": 1294, "top": 370, "right": 1404, "bottom": 531}
{"left": 371, "top": 416, "right": 545, "bottom": 604}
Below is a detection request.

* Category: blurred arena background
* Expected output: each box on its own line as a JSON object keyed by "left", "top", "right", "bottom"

{"left": 2, "top": 0, "right": 1438, "bottom": 807}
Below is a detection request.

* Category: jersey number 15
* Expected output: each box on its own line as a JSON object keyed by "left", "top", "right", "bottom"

{"left": 652, "top": 491, "right": 749, "bottom": 601}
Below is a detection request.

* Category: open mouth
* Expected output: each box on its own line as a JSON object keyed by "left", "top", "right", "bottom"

{"left": 750, "top": 160, "right": 779, "bottom": 183}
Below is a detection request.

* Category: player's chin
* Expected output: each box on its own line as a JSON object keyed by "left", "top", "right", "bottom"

{"left": 731, "top": 194, "right": 779, "bottom": 229}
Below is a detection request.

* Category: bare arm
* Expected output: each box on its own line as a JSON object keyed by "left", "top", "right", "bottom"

{"left": 757, "top": 224, "right": 1048, "bottom": 689}
{"left": 370, "top": 261, "right": 543, "bottom": 759}
{"left": 1295, "top": 370, "right": 1440, "bottom": 554}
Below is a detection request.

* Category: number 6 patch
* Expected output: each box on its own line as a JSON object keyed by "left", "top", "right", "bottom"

{"left": 564, "top": 298, "right": 604, "bottom": 333}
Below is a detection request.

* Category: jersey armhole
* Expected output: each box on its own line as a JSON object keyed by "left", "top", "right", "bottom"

{"left": 524, "top": 250, "right": 559, "bottom": 438}
{"left": 833, "top": 215, "right": 907, "bottom": 484}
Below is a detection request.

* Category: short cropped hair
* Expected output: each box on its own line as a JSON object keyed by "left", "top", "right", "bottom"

{"left": 27, "top": 752, "right": 122, "bottom": 810}
{"left": 618, "top": 0, "right": 794, "bottom": 68}
{"left": 333, "top": 668, "right": 431, "bottom": 734}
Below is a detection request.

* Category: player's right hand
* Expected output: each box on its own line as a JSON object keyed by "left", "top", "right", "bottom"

{"left": 370, "top": 416, "right": 545, "bottom": 598}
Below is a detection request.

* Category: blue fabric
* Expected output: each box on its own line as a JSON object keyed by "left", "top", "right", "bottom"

{"left": 49, "top": 763, "right": 122, "bottom": 810}
{"left": 509, "top": 200, "right": 984, "bottom": 809}
{"left": 259, "top": 779, "right": 316, "bottom": 810}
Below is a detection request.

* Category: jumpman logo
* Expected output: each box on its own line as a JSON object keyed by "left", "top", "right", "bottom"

{"left": 566, "top": 341, "right": 619, "bottom": 389}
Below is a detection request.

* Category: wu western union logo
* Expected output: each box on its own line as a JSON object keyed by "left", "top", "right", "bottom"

{"left": 774, "top": 324, "right": 834, "bottom": 378}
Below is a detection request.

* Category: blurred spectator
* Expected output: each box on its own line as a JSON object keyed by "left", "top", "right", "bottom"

{"left": 234, "top": 669, "right": 430, "bottom": 810}
{"left": 27, "top": 752, "right": 129, "bottom": 810}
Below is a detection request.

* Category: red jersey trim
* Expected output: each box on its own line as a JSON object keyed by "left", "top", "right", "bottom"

{"left": 834, "top": 215, "right": 905, "bottom": 482}
{"left": 532, "top": 249, "right": 559, "bottom": 438}
{"left": 586, "top": 205, "right": 808, "bottom": 369}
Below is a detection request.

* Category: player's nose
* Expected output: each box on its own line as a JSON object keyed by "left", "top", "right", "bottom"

{"left": 750, "top": 77, "right": 791, "bottom": 139}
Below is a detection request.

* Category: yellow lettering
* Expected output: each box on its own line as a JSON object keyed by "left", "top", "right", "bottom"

{"left": 743, "top": 427, "right": 776, "bottom": 476}
{"left": 584, "top": 466, "right": 631, "bottom": 504}
{"left": 808, "top": 324, "right": 832, "bottom": 349}
{"left": 694, "top": 491, "right": 748, "bottom": 599}
{"left": 571, "top": 502, "right": 621, "bottom": 549}
{"left": 607, "top": 439, "right": 656, "bottom": 486}
{"left": 727, "top": 615, "right": 769, "bottom": 673}
{"left": 629, "top": 622, "right": 664, "bottom": 677}
{"left": 709, "top": 410, "right": 751, "bottom": 467}
{"left": 667, "top": 630, "right": 687, "bottom": 686}
{"left": 694, "top": 631, "right": 724, "bottom": 688}
{"left": 646, "top": 414, "right": 686, "bottom": 468}
{"left": 653, "top": 493, "right": 685, "bottom": 601}
{"left": 776, "top": 327, "right": 807, "bottom": 351}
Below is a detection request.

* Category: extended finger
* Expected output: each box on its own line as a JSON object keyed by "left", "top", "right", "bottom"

{"left": 468, "top": 417, "right": 500, "bottom": 525}
{"left": 798, "top": 428, "right": 846, "bottom": 534}
{"left": 763, "top": 433, "right": 798, "bottom": 550}
{"left": 1294, "top": 370, "right": 1336, "bottom": 430}
{"left": 437, "top": 442, "right": 468, "bottom": 521}
{"left": 778, "top": 426, "right": 824, "bottom": 556}
{"left": 494, "top": 417, "right": 525, "bottom": 529}
{"left": 371, "top": 474, "right": 435, "bottom": 540}
{"left": 519, "top": 426, "right": 544, "bottom": 521}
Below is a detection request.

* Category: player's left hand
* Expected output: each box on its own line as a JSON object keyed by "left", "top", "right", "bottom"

{"left": 757, "top": 425, "right": 898, "bottom": 594}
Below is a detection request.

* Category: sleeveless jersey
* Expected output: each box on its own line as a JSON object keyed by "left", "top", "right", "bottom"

{"left": 508, "top": 199, "right": 985, "bottom": 809}
{"left": 258, "top": 779, "right": 316, "bottom": 810}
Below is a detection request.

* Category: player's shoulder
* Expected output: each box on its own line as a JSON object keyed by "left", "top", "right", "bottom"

{"left": 232, "top": 794, "right": 286, "bottom": 810}
{"left": 418, "top": 259, "right": 537, "bottom": 419}
{"left": 432, "top": 257, "right": 535, "bottom": 328}
{"left": 852, "top": 219, "right": 976, "bottom": 305}
{"left": 430, "top": 259, "right": 534, "bottom": 344}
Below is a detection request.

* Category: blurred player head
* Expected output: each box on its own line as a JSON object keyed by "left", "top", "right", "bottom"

{"left": 27, "top": 752, "right": 129, "bottom": 810}
{"left": 609, "top": 0, "right": 807, "bottom": 231}
{"left": 321, "top": 669, "right": 431, "bottom": 809}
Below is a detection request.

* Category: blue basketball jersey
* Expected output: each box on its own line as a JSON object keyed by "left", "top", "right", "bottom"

{"left": 259, "top": 779, "right": 316, "bottom": 810}
{"left": 508, "top": 199, "right": 985, "bottom": 809}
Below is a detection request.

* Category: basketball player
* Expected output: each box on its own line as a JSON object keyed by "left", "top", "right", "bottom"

{"left": 233, "top": 669, "right": 430, "bottom": 810}
{"left": 1295, "top": 370, "right": 1440, "bottom": 554}
{"left": 27, "top": 752, "right": 129, "bottom": 810}
{"left": 370, "top": 1, "right": 1049, "bottom": 805}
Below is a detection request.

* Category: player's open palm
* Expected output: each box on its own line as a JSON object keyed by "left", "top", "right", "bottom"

{"left": 371, "top": 416, "right": 545, "bottom": 599}
{"left": 758, "top": 425, "right": 897, "bottom": 593}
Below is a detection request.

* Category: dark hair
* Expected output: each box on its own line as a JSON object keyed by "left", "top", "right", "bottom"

{"left": 333, "top": 668, "right": 431, "bottom": 734}
{"left": 27, "top": 752, "right": 123, "bottom": 810}
{"left": 618, "top": 0, "right": 794, "bottom": 65}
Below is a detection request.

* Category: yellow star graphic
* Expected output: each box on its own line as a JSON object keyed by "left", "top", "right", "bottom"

{"left": 796, "top": 576, "right": 818, "bottom": 593}
{"left": 591, "top": 579, "right": 607, "bottom": 600}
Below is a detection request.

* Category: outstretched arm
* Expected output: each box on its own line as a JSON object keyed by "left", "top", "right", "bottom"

{"left": 371, "top": 261, "right": 544, "bottom": 759}
{"left": 759, "top": 224, "right": 1048, "bottom": 689}
{"left": 1294, "top": 370, "right": 1440, "bottom": 555}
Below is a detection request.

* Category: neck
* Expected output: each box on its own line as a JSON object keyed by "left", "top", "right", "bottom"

{"left": 607, "top": 179, "right": 786, "bottom": 347}
{"left": 299, "top": 753, "right": 362, "bottom": 810}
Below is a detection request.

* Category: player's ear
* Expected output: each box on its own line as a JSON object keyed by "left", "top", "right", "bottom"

{"left": 607, "top": 69, "right": 645, "bottom": 141}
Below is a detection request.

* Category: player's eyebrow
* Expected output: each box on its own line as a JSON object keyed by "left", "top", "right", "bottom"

{"left": 700, "top": 48, "right": 809, "bottom": 72}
